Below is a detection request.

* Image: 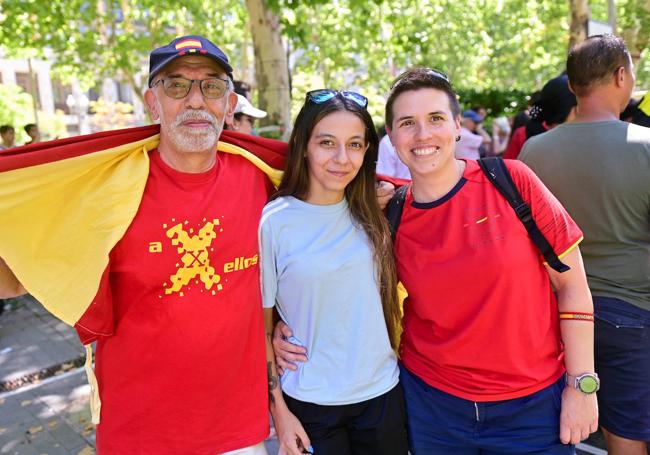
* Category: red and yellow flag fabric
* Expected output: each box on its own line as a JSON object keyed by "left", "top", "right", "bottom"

{"left": 0, "top": 125, "right": 287, "bottom": 340}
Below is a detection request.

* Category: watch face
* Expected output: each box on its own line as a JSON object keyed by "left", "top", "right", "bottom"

{"left": 579, "top": 375, "right": 599, "bottom": 394}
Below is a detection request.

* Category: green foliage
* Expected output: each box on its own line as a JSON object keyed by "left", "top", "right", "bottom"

{"left": 0, "top": 84, "right": 35, "bottom": 144}
{"left": 456, "top": 88, "right": 531, "bottom": 118}
{"left": 0, "top": 0, "right": 648, "bottom": 130}
{"left": 0, "top": 0, "right": 248, "bottom": 91}
{"left": 89, "top": 97, "right": 136, "bottom": 132}
{"left": 36, "top": 109, "right": 69, "bottom": 141}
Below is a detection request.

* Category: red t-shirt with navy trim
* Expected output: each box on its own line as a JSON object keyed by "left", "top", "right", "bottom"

{"left": 397, "top": 159, "right": 582, "bottom": 401}
{"left": 94, "top": 150, "right": 272, "bottom": 454}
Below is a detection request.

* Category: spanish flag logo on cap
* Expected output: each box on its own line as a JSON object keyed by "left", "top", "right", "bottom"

{"left": 175, "top": 39, "right": 202, "bottom": 50}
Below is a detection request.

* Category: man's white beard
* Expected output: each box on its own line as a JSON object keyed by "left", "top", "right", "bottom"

{"left": 162, "top": 109, "right": 223, "bottom": 153}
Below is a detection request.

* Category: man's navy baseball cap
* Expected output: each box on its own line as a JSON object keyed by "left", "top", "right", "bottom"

{"left": 148, "top": 35, "right": 234, "bottom": 87}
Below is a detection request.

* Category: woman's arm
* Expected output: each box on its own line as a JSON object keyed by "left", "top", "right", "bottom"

{"left": 0, "top": 257, "right": 26, "bottom": 298}
{"left": 264, "top": 308, "right": 312, "bottom": 455}
{"left": 546, "top": 247, "right": 598, "bottom": 445}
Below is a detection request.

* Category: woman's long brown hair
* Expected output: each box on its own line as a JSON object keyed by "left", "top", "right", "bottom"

{"left": 273, "top": 95, "right": 401, "bottom": 348}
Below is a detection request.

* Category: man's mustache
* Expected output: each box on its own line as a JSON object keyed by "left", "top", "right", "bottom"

{"left": 173, "top": 110, "right": 218, "bottom": 129}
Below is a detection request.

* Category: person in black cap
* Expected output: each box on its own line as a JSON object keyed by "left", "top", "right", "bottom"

{"left": 503, "top": 75, "right": 577, "bottom": 160}
{"left": 621, "top": 94, "right": 650, "bottom": 127}
{"left": 86, "top": 35, "right": 272, "bottom": 455}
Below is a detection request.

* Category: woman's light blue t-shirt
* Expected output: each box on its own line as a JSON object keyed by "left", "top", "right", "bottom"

{"left": 259, "top": 196, "right": 399, "bottom": 405}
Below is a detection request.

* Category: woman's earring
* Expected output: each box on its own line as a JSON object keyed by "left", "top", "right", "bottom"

{"left": 455, "top": 135, "right": 461, "bottom": 142}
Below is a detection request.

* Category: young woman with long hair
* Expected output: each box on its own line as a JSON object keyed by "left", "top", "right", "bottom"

{"left": 276, "top": 70, "right": 598, "bottom": 454}
{"left": 260, "top": 90, "right": 408, "bottom": 455}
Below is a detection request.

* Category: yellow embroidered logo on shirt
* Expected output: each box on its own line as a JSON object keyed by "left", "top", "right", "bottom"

{"left": 164, "top": 219, "right": 222, "bottom": 295}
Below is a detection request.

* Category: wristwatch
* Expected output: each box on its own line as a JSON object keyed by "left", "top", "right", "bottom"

{"left": 566, "top": 372, "right": 600, "bottom": 394}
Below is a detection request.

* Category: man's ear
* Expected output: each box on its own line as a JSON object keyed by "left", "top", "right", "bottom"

{"left": 225, "top": 92, "right": 237, "bottom": 124}
{"left": 144, "top": 89, "right": 160, "bottom": 121}
{"left": 614, "top": 66, "right": 626, "bottom": 87}
{"left": 567, "top": 81, "right": 576, "bottom": 95}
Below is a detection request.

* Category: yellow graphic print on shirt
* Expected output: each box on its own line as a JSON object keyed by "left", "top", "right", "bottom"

{"left": 164, "top": 218, "right": 222, "bottom": 295}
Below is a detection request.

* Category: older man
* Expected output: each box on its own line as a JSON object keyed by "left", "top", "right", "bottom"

{"left": 1, "top": 35, "right": 273, "bottom": 455}
{"left": 520, "top": 34, "right": 650, "bottom": 455}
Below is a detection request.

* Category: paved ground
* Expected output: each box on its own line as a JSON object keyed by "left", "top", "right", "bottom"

{"left": 0, "top": 296, "right": 609, "bottom": 454}
{"left": 0, "top": 296, "right": 280, "bottom": 455}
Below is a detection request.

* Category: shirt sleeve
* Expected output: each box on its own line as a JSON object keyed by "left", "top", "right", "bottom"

{"left": 505, "top": 160, "right": 583, "bottom": 258}
{"left": 258, "top": 215, "right": 278, "bottom": 309}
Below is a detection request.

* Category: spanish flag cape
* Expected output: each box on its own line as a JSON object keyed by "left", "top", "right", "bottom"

{"left": 0, "top": 125, "right": 287, "bottom": 341}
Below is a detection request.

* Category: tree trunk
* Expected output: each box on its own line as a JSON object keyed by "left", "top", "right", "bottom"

{"left": 568, "top": 0, "right": 589, "bottom": 49}
{"left": 245, "top": 0, "right": 291, "bottom": 139}
{"left": 608, "top": 0, "right": 617, "bottom": 32}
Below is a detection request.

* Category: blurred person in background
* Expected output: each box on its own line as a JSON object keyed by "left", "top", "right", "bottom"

{"left": 504, "top": 76, "right": 576, "bottom": 160}
{"left": 456, "top": 109, "right": 486, "bottom": 160}
{"left": 23, "top": 123, "right": 40, "bottom": 145}
{"left": 491, "top": 116, "right": 511, "bottom": 156}
{"left": 621, "top": 94, "right": 650, "bottom": 127}
{"left": 225, "top": 94, "right": 267, "bottom": 135}
{"left": 0, "top": 125, "right": 15, "bottom": 150}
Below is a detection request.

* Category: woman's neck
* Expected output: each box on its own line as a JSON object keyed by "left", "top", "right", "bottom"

{"left": 410, "top": 159, "right": 465, "bottom": 203}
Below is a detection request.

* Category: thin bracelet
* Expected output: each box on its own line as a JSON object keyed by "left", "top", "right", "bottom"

{"left": 559, "top": 312, "right": 594, "bottom": 322}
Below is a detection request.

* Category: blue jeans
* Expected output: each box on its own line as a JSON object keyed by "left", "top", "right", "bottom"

{"left": 400, "top": 364, "right": 574, "bottom": 454}
{"left": 594, "top": 296, "right": 650, "bottom": 441}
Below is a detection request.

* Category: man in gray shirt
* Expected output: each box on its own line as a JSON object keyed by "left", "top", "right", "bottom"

{"left": 520, "top": 34, "right": 650, "bottom": 455}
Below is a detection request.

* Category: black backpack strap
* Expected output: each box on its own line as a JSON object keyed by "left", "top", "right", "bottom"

{"left": 477, "top": 157, "right": 570, "bottom": 273}
{"left": 385, "top": 184, "right": 410, "bottom": 240}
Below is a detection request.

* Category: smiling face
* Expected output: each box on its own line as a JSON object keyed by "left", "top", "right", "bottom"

{"left": 145, "top": 55, "right": 237, "bottom": 166}
{"left": 305, "top": 110, "right": 367, "bottom": 204}
{"left": 387, "top": 88, "right": 461, "bottom": 179}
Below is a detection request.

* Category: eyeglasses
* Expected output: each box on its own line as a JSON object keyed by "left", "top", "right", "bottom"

{"left": 306, "top": 89, "right": 368, "bottom": 109}
{"left": 390, "top": 68, "right": 450, "bottom": 89}
{"left": 152, "top": 77, "right": 231, "bottom": 99}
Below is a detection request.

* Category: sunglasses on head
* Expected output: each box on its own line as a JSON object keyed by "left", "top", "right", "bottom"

{"left": 390, "top": 68, "right": 450, "bottom": 89}
{"left": 306, "top": 89, "right": 369, "bottom": 109}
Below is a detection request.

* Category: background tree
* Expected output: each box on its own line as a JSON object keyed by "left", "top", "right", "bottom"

{"left": 0, "top": 85, "right": 36, "bottom": 144}
{"left": 569, "top": 0, "right": 590, "bottom": 47}
{"left": 246, "top": 0, "right": 292, "bottom": 138}
{"left": 1, "top": 0, "right": 648, "bottom": 132}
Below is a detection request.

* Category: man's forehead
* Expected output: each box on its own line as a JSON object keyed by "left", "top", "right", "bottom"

{"left": 160, "top": 55, "right": 227, "bottom": 76}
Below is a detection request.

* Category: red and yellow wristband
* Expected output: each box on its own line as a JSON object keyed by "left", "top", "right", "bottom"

{"left": 559, "top": 312, "right": 594, "bottom": 322}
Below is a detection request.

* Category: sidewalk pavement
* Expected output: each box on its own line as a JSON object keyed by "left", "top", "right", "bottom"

{"left": 0, "top": 296, "right": 607, "bottom": 454}
{"left": 0, "top": 296, "right": 279, "bottom": 455}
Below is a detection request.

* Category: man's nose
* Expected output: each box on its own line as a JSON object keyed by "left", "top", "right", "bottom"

{"left": 184, "top": 81, "right": 207, "bottom": 109}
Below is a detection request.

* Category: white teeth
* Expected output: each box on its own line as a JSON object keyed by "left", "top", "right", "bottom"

{"left": 413, "top": 146, "right": 440, "bottom": 156}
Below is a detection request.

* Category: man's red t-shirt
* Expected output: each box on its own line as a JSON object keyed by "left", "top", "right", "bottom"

{"left": 397, "top": 159, "right": 582, "bottom": 401}
{"left": 94, "top": 150, "right": 272, "bottom": 454}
